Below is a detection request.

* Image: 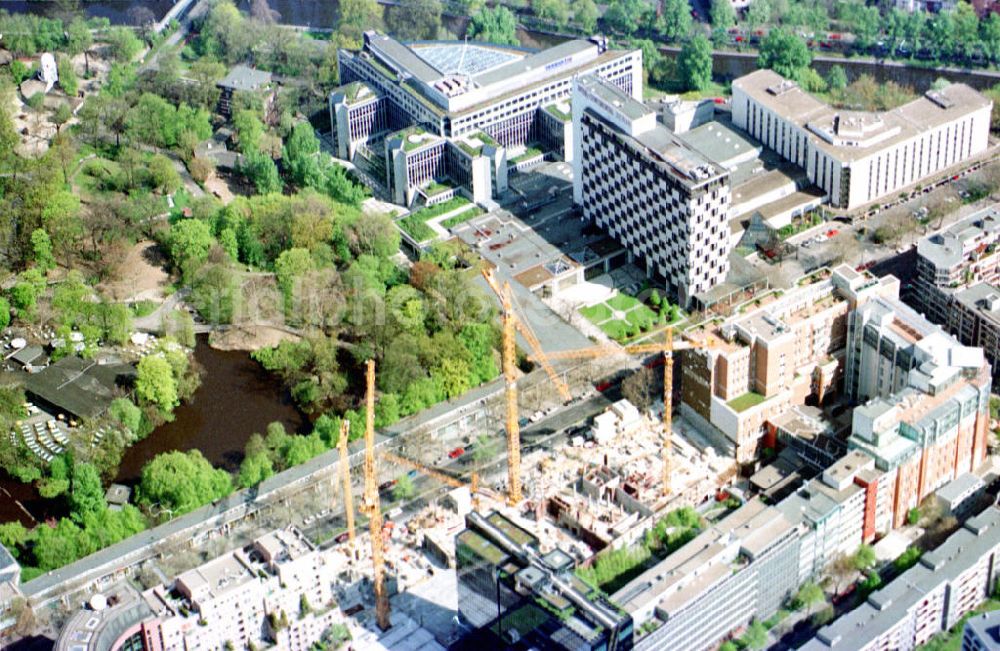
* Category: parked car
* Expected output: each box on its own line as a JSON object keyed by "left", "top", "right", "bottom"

{"left": 448, "top": 447, "right": 465, "bottom": 459}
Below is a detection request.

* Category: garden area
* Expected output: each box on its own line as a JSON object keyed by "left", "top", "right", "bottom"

{"left": 396, "top": 196, "right": 474, "bottom": 242}
{"left": 777, "top": 211, "right": 823, "bottom": 240}
{"left": 575, "top": 507, "right": 703, "bottom": 594}
{"left": 728, "top": 391, "right": 766, "bottom": 413}
{"left": 578, "top": 290, "right": 682, "bottom": 343}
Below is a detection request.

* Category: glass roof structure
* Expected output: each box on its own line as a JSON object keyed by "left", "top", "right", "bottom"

{"left": 412, "top": 43, "right": 524, "bottom": 77}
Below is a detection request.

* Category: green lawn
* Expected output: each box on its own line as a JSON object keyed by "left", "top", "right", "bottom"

{"left": 599, "top": 319, "right": 631, "bottom": 341}
{"left": 397, "top": 197, "right": 473, "bottom": 242}
{"left": 397, "top": 214, "right": 436, "bottom": 242}
{"left": 728, "top": 392, "right": 766, "bottom": 412}
{"left": 579, "top": 293, "right": 665, "bottom": 343}
{"left": 511, "top": 147, "right": 544, "bottom": 164}
{"left": 607, "top": 293, "right": 641, "bottom": 312}
{"left": 441, "top": 207, "right": 484, "bottom": 229}
{"left": 580, "top": 303, "right": 613, "bottom": 323}
{"left": 626, "top": 305, "right": 657, "bottom": 330}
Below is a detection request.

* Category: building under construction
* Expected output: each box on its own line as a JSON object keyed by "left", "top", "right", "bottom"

{"left": 454, "top": 511, "right": 634, "bottom": 650}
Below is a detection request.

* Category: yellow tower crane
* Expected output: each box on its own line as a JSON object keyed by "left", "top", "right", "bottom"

{"left": 533, "top": 328, "right": 709, "bottom": 496}
{"left": 360, "top": 360, "right": 391, "bottom": 631}
{"left": 336, "top": 419, "right": 355, "bottom": 546}
{"left": 481, "top": 267, "right": 572, "bottom": 506}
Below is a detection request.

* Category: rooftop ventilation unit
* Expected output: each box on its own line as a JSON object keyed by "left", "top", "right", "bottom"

{"left": 926, "top": 90, "right": 955, "bottom": 109}
{"left": 766, "top": 80, "right": 798, "bottom": 96}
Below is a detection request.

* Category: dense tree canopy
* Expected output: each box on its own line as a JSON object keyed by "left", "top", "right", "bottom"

{"left": 138, "top": 450, "right": 234, "bottom": 516}
{"left": 468, "top": 6, "right": 519, "bottom": 46}
{"left": 385, "top": 0, "right": 442, "bottom": 39}
{"left": 678, "top": 35, "right": 713, "bottom": 92}
{"left": 758, "top": 29, "right": 812, "bottom": 80}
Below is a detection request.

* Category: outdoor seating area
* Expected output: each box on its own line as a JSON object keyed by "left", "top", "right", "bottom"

{"left": 11, "top": 415, "right": 68, "bottom": 463}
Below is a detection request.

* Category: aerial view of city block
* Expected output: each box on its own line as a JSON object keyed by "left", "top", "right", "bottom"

{"left": 2, "top": 0, "right": 1000, "bottom": 649}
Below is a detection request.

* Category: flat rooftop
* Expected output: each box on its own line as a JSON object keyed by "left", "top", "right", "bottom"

{"left": 177, "top": 550, "right": 255, "bottom": 602}
{"left": 254, "top": 527, "right": 313, "bottom": 564}
{"left": 612, "top": 500, "right": 794, "bottom": 615}
{"left": 578, "top": 76, "right": 726, "bottom": 189}
{"left": 25, "top": 356, "right": 136, "bottom": 420}
{"left": 954, "top": 282, "right": 1000, "bottom": 325}
{"left": 918, "top": 205, "right": 1000, "bottom": 271}
{"left": 356, "top": 32, "right": 635, "bottom": 117}
{"left": 218, "top": 64, "right": 272, "bottom": 91}
{"left": 678, "top": 119, "right": 762, "bottom": 168}
{"left": 453, "top": 208, "right": 593, "bottom": 290}
{"left": 735, "top": 69, "right": 991, "bottom": 163}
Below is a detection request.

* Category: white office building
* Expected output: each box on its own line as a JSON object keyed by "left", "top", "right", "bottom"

{"left": 732, "top": 69, "right": 991, "bottom": 211}
{"left": 330, "top": 32, "right": 642, "bottom": 205}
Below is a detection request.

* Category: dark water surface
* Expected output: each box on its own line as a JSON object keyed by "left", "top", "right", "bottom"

{"left": 0, "top": 336, "right": 306, "bottom": 524}
{"left": 0, "top": 0, "right": 176, "bottom": 24}
{"left": 115, "top": 335, "right": 309, "bottom": 484}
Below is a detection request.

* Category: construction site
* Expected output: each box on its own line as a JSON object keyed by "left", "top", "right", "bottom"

{"left": 45, "top": 263, "right": 745, "bottom": 650}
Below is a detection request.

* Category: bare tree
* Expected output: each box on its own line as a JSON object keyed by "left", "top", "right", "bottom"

{"left": 11, "top": 598, "right": 36, "bottom": 637}
{"left": 827, "top": 553, "right": 855, "bottom": 596}
{"left": 250, "top": 0, "right": 281, "bottom": 23}
{"left": 127, "top": 7, "right": 156, "bottom": 39}
{"left": 621, "top": 366, "right": 654, "bottom": 410}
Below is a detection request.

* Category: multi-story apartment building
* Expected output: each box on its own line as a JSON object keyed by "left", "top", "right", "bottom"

{"left": 803, "top": 507, "right": 1000, "bottom": 651}
{"left": 571, "top": 75, "right": 731, "bottom": 307}
{"left": 55, "top": 528, "right": 342, "bottom": 651}
{"left": 455, "top": 511, "right": 634, "bottom": 650}
{"left": 952, "top": 283, "right": 1000, "bottom": 385}
{"left": 617, "top": 453, "right": 885, "bottom": 650}
{"left": 913, "top": 206, "right": 1000, "bottom": 384}
{"left": 845, "top": 297, "right": 992, "bottom": 527}
{"left": 776, "top": 452, "right": 876, "bottom": 582}
{"left": 732, "top": 70, "right": 991, "bottom": 210}
{"left": 681, "top": 265, "right": 897, "bottom": 462}
{"left": 615, "top": 447, "right": 992, "bottom": 649}
{"left": 614, "top": 499, "right": 801, "bottom": 651}
{"left": 915, "top": 206, "right": 1000, "bottom": 323}
{"left": 330, "top": 32, "right": 642, "bottom": 204}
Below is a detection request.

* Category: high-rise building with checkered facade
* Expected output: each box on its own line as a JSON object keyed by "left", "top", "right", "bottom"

{"left": 572, "top": 75, "right": 731, "bottom": 307}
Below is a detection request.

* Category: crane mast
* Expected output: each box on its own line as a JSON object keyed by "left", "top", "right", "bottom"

{"left": 362, "top": 360, "right": 391, "bottom": 631}
{"left": 501, "top": 281, "right": 522, "bottom": 505}
{"left": 337, "top": 419, "right": 355, "bottom": 545}
{"left": 662, "top": 328, "right": 673, "bottom": 496}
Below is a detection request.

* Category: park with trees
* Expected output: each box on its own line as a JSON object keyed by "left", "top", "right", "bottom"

{"left": 0, "top": 0, "right": 511, "bottom": 584}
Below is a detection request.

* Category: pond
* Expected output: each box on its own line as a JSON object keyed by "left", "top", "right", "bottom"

{"left": 0, "top": 335, "right": 307, "bottom": 524}
{"left": 0, "top": 0, "right": 177, "bottom": 25}
{"left": 115, "top": 334, "right": 309, "bottom": 484}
